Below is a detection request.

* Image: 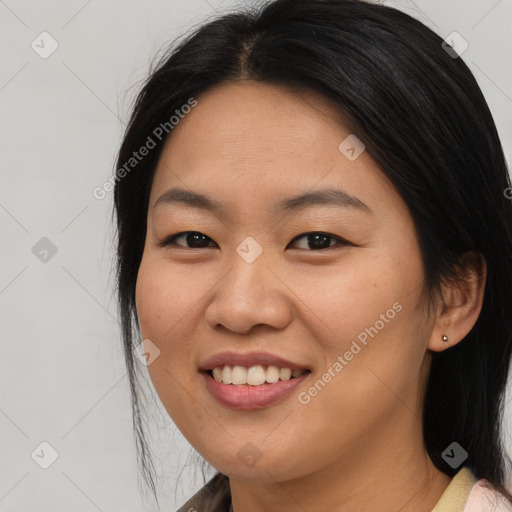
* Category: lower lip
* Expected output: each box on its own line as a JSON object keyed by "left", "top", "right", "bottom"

{"left": 201, "top": 371, "right": 310, "bottom": 410}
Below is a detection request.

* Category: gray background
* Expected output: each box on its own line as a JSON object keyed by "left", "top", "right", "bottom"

{"left": 1, "top": 0, "right": 511, "bottom": 510}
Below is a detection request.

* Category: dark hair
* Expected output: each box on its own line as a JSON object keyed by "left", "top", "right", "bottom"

{"left": 113, "top": 0, "right": 512, "bottom": 507}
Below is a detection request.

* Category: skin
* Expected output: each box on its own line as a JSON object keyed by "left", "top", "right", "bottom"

{"left": 135, "top": 81, "right": 486, "bottom": 512}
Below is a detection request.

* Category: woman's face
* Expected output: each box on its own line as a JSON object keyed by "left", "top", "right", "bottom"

{"left": 135, "top": 81, "right": 433, "bottom": 482}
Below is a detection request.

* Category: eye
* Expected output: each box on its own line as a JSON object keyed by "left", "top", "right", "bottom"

{"left": 159, "top": 231, "right": 349, "bottom": 251}
{"left": 288, "top": 232, "right": 349, "bottom": 250}
{"left": 159, "top": 231, "right": 216, "bottom": 249}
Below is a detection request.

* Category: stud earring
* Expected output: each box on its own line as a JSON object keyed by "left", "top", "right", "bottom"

{"left": 442, "top": 335, "right": 448, "bottom": 343}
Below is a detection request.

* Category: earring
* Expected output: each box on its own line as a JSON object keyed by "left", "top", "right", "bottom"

{"left": 442, "top": 335, "right": 449, "bottom": 343}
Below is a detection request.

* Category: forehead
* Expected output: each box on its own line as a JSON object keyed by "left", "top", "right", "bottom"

{"left": 166, "top": 81, "right": 348, "bottom": 154}
{"left": 150, "top": 81, "right": 400, "bottom": 218}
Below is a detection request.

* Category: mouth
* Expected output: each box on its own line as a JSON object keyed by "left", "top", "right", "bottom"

{"left": 200, "top": 362, "right": 312, "bottom": 409}
{"left": 198, "top": 351, "right": 312, "bottom": 409}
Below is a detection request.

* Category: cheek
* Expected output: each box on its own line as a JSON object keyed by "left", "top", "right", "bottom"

{"left": 295, "top": 248, "right": 422, "bottom": 351}
{"left": 135, "top": 255, "right": 199, "bottom": 385}
{"left": 135, "top": 258, "right": 174, "bottom": 341}
{"left": 135, "top": 253, "right": 200, "bottom": 345}
{"left": 297, "top": 249, "right": 428, "bottom": 409}
{"left": 135, "top": 256, "right": 201, "bottom": 429}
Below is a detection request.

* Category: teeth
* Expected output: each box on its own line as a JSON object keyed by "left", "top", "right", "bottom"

{"left": 266, "top": 365, "right": 280, "bottom": 383}
{"left": 212, "top": 367, "right": 222, "bottom": 382}
{"left": 221, "top": 365, "right": 232, "bottom": 384}
{"left": 280, "top": 368, "right": 291, "bottom": 381}
{"left": 232, "top": 365, "right": 247, "bottom": 385}
{"left": 209, "top": 364, "right": 307, "bottom": 385}
{"left": 246, "top": 366, "right": 265, "bottom": 385}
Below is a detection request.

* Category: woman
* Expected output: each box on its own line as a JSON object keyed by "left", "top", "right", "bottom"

{"left": 113, "top": 0, "right": 512, "bottom": 510}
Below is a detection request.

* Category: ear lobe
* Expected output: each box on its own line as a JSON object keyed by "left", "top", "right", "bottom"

{"left": 428, "top": 251, "right": 487, "bottom": 352}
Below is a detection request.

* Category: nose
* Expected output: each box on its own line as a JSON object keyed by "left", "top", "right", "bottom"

{"left": 204, "top": 251, "right": 293, "bottom": 335}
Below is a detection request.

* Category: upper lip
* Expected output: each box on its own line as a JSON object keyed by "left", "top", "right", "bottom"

{"left": 199, "top": 351, "right": 311, "bottom": 372}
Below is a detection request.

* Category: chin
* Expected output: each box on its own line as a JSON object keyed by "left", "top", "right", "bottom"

{"left": 204, "top": 448, "right": 308, "bottom": 484}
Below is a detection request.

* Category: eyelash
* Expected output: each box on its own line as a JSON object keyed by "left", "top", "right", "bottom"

{"left": 158, "top": 231, "right": 350, "bottom": 251}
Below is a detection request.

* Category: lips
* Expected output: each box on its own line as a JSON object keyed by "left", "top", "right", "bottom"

{"left": 199, "top": 351, "right": 312, "bottom": 409}
{"left": 198, "top": 351, "right": 311, "bottom": 372}
{"left": 201, "top": 371, "right": 310, "bottom": 409}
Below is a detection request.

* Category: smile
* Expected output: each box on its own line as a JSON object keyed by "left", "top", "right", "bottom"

{"left": 199, "top": 351, "right": 312, "bottom": 409}
{"left": 209, "top": 364, "right": 308, "bottom": 385}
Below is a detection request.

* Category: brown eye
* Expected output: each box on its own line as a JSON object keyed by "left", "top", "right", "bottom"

{"left": 288, "top": 232, "right": 349, "bottom": 250}
{"left": 160, "top": 231, "right": 216, "bottom": 249}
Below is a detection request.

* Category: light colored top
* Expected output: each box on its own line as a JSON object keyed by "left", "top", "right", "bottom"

{"left": 432, "top": 467, "right": 512, "bottom": 512}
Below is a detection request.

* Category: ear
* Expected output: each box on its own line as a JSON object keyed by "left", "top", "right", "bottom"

{"left": 428, "top": 251, "right": 487, "bottom": 352}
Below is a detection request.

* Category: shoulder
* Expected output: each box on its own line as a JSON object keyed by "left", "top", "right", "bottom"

{"left": 464, "top": 479, "right": 512, "bottom": 512}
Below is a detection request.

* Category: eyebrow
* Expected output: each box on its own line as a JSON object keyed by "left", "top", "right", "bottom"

{"left": 153, "top": 186, "right": 371, "bottom": 215}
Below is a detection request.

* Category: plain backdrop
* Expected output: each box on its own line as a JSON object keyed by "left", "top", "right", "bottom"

{"left": 1, "top": 0, "right": 511, "bottom": 510}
